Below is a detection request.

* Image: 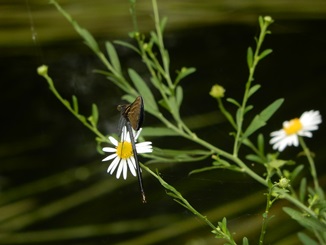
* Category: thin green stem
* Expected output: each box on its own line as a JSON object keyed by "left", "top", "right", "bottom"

{"left": 141, "top": 163, "right": 217, "bottom": 231}
{"left": 299, "top": 136, "right": 320, "bottom": 190}
{"left": 37, "top": 66, "right": 107, "bottom": 142}
{"left": 151, "top": 0, "right": 173, "bottom": 89}
{"left": 281, "top": 192, "right": 317, "bottom": 218}
{"left": 233, "top": 18, "right": 272, "bottom": 156}
{"left": 156, "top": 113, "right": 267, "bottom": 186}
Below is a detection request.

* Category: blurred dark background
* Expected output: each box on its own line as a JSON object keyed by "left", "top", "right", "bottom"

{"left": 1, "top": 0, "right": 326, "bottom": 244}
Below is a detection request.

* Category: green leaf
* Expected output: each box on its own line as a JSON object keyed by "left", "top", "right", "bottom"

{"left": 91, "top": 103, "right": 99, "bottom": 126}
{"left": 257, "top": 133, "right": 264, "bottom": 154}
{"left": 158, "top": 99, "right": 170, "bottom": 112}
{"left": 283, "top": 207, "right": 326, "bottom": 232}
{"left": 299, "top": 177, "right": 307, "bottom": 202}
{"left": 72, "top": 95, "right": 78, "bottom": 114}
{"left": 175, "top": 86, "right": 183, "bottom": 108}
{"left": 174, "top": 67, "right": 196, "bottom": 86}
{"left": 246, "top": 154, "right": 264, "bottom": 164}
{"left": 106, "top": 41, "right": 121, "bottom": 73}
{"left": 147, "top": 147, "right": 211, "bottom": 164}
{"left": 226, "top": 97, "right": 241, "bottom": 107}
{"left": 114, "top": 40, "right": 140, "bottom": 54}
{"left": 160, "top": 16, "right": 168, "bottom": 33}
{"left": 291, "top": 164, "right": 304, "bottom": 182}
{"left": 247, "top": 46, "right": 253, "bottom": 68}
{"left": 243, "top": 98, "right": 284, "bottom": 138}
{"left": 128, "top": 68, "right": 158, "bottom": 113}
{"left": 298, "top": 232, "right": 319, "bottom": 245}
{"left": 50, "top": 0, "right": 99, "bottom": 53}
{"left": 79, "top": 28, "right": 99, "bottom": 53}
{"left": 242, "top": 237, "right": 249, "bottom": 245}
{"left": 259, "top": 49, "right": 273, "bottom": 60}
{"left": 247, "top": 84, "right": 261, "bottom": 98}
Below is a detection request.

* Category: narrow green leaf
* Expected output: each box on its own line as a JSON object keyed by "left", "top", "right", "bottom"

{"left": 175, "top": 86, "right": 183, "bottom": 108}
{"left": 283, "top": 207, "right": 326, "bottom": 232}
{"left": 291, "top": 164, "right": 304, "bottom": 182}
{"left": 246, "top": 154, "right": 264, "bottom": 164}
{"left": 114, "top": 40, "right": 140, "bottom": 54}
{"left": 226, "top": 98, "right": 241, "bottom": 107}
{"left": 158, "top": 99, "right": 170, "bottom": 112}
{"left": 298, "top": 232, "right": 319, "bottom": 245}
{"left": 243, "top": 98, "right": 284, "bottom": 138}
{"left": 174, "top": 67, "right": 196, "bottom": 86}
{"left": 128, "top": 68, "right": 158, "bottom": 113}
{"left": 160, "top": 16, "right": 168, "bottom": 33}
{"left": 242, "top": 237, "right": 249, "bottom": 245}
{"left": 248, "top": 84, "right": 261, "bottom": 98}
{"left": 91, "top": 103, "right": 99, "bottom": 126}
{"left": 79, "top": 28, "right": 99, "bottom": 53}
{"left": 258, "top": 16, "right": 264, "bottom": 30}
{"left": 150, "top": 31, "right": 159, "bottom": 45}
{"left": 244, "top": 105, "right": 254, "bottom": 114}
{"left": 259, "top": 49, "right": 273, "bottom": 60}
{"left": 50, "top": 0, "right": 99, "bottom": 53}
{"left": 106, "top": 41, "right": 121, "bottom": 73}
{"left": 247, "top": 46, "right": 253, "bottom": 68}
{"left": 72, "top": 95, "right": 78, "bottom": 114}
{"left": 236, "top": 108, "right": 243, "bottom": 127}
{"left": 299, "top": 177, "right": 307, "bottom": 202}
{"left": 257, "top": 133, "right": 264, "bottom": 154}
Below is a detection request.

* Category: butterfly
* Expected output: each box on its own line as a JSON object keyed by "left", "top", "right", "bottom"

{"left": 117, "top": 96, "right": 146, "bottom": 203}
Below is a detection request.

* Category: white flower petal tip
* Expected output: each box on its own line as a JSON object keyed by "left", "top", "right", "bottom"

{"left": 101, "top": 128, "right": 152, "bottom": 179}
{"left": 270, "top": 110, "right": 322, "bottom": 152}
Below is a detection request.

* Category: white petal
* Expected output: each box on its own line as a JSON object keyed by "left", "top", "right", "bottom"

{"left": 134, "top": 128, "right": 142, "bottom": 140}
{"left": 136, "top": 143, "right": 153, "bottom": 153}
{"left": 102, "top": 153, "right": 117, "bottom": 162}
{"left": 116, "top": 159, "right": 125, "bottom": 179}
{"left": 109, "top": 136, "right": 118, "bottom": 146}
{"left": 107, "top": 156, "right": 120, "bottom": 174}
{"left": 127, "top": 158, "right": 137, "bottom": 177}
{"left": 122, "top": 160, "right": 128, "bottom": 180}
{"left": 102, "top": 147, "right": 116, "bottom": 153}
{"left": 300, "top": 110, "right": 322, "bottom": 131}
{"left": 130, "top": 156, "right": 137, "bottom": 169}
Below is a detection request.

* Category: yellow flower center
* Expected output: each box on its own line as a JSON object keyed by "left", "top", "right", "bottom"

{"left": 116, "top": 141, "right": 133, "bottom": 159}
{"left": 284, "top": 118, "right": 302, "bottom": 135}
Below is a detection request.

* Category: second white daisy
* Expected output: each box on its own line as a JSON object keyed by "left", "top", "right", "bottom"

{"left": 102, "top": 126, "right": 153, "bottom": 179}
{"left": 270, "top": 110, "right": 322, "bottom": 152}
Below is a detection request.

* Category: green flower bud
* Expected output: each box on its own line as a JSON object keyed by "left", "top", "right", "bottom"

{"left": 209, "top": 84, "right": 225, "bottom": 98}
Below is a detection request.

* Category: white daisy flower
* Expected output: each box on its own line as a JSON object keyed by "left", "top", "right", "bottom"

{"left": 102, "top": 126, "right": 153, "bottom": 179}
{"left": 270, "top": 110, "right": 322, "bottom": 152}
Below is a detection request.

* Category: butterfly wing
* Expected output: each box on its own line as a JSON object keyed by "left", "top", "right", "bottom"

{"left": 117, "top": 96, "right": 144, "bottom": 131}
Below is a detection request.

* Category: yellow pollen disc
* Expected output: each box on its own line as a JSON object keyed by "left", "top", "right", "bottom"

{"left": 284, "top": 118, "right": 302, "bottom": 135}
{"left": 116, "top": 142, "right": 133, "bottom": 159}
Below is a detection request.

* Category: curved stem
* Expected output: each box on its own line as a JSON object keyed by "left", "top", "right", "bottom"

{"left": 299, "top": 136, "right": 319, "bottom": 190}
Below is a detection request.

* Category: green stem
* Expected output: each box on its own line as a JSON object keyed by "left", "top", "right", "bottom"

{"left": 233, "top": 18, "right": 271, "bottom": 156}
{"left": 141, "top": 163, "right": 217, "bottom": 231}
{"left": 156, "top": 113, "right": 267, "bottom": 186}
{"left": 37, "top": 66, "right": 107, "bottom": 142}
{"left": 259, "top": 187, "right": 274, "bottom": 245}
{"left": 151, "top": 0, "right": 174, "bottom": 89}
{"left": 299, "top": 136, "right": 320, "bottom": 190}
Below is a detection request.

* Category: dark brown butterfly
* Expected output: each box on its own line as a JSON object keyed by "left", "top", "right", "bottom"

{"left": 117, "top": 96, "right": 144, "bottom": 131}
{"left": 117, "top": 96, "right": 146, "bottom": 203}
